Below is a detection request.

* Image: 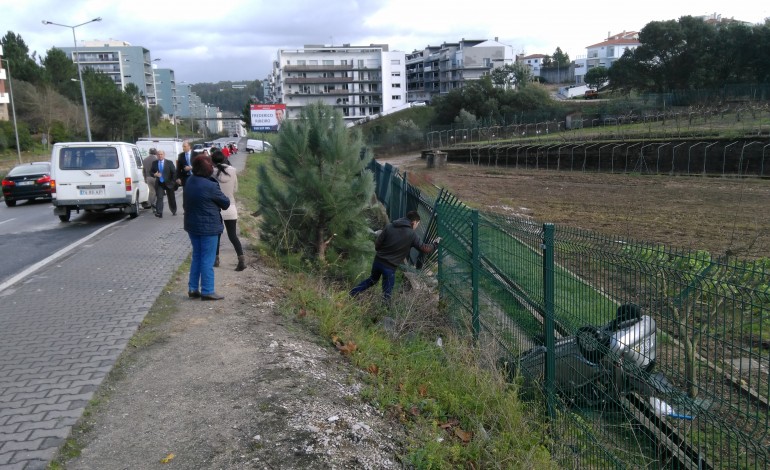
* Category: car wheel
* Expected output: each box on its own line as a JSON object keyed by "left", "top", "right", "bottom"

{"left": 4, "top": 199, "right": 16, "bottom": 207}
{"left": 58, "top": 209, "right": 71, "bottom": 222}
{"left": 128, "top": 196, "right": 140, "bottom": 219}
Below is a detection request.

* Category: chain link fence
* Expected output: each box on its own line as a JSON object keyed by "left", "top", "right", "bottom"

{"left": 369, "top": 158, "right": 770, "bottom": 469}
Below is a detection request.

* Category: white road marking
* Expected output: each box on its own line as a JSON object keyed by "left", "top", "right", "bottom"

{"left": 0, "top": 218, "right": 126, "bottom": 293}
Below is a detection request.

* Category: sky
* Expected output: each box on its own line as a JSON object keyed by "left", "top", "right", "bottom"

{"left": 2, "top": 0, "right": 767, "bottom": 85}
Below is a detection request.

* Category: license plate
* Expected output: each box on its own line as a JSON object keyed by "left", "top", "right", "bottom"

{"left": 17, "top": 181, "right": 34, "bottom": 186}
{"left": 79, "top": 188, "right": 105, "bottom": 196}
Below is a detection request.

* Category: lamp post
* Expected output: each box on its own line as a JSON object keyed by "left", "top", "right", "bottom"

{"left": 42, "top": 17, "right": 102, "bottom": 142}
{"left": 1, "top": 59, "right": 22, "bottom": 164}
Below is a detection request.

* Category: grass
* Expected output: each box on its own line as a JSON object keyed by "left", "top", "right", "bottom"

{"left": 278, "top": 271, "right": 556, "bottom": 469}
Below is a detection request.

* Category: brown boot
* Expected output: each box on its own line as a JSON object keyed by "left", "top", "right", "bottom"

{"left": 235, "top": 255, "right": 247, "bottom": 271}
{"left": 214, "top": 256, "right": 220, "bottom": 267}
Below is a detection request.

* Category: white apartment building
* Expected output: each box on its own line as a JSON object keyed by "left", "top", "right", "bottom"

{"left": 0, "top": 45, "right": 9, "bottom": 121}
{"left": 270, "top": 44, "right": 406, "bottom": 123}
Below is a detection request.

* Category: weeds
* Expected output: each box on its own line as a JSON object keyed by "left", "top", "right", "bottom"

{"left": 280, "top": 270, "right": 555, "bottom": 469}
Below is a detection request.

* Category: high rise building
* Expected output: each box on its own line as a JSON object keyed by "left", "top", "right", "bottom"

{"left": 406, "top": 38, "right": 515, "bottom": 103}
{"left": 270, "top": 43, "right": 406, "bottom": 123}
{"left": 57, "top": 39, "right": 160, "bottom": 107}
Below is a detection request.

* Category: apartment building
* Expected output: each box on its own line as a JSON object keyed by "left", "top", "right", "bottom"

{"left": 153, "top": 68, "right": 176, "bottom": 117}
{"left": 270, "top": 44, "right": 406, "bottom": 123}
{"left": 516, "top": 53, "right": 548, "bottom": 79}
{"left": 0, "top": 45, "right": 8, "bottom": 121}
{"left": 57, "top": 39, "right": 161, "bottom": 107}
{"left": 406, "top": 38, "right": 515, "bottom": 103}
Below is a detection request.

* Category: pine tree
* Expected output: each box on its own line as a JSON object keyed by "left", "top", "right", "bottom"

{"left": 258, "top": 102, "right": 375, "bottom": 273}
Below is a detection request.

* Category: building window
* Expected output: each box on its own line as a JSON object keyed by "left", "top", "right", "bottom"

{"left": 607, "top": 46, "right": 615, "bottom": 56}
{"left": 391, "top": 71, "right": 401, "bottom": 77}
{"left": 392, "top": 83, "right": 401, "bottom": 88}
{"left": 323, "top": 60, "right": 333, "bottom": 65}
{"left": 392, "top": 95, "right": 401, "bottom": 100}
{"left": 391, "top": 59, "right": 401, "bottom": 65}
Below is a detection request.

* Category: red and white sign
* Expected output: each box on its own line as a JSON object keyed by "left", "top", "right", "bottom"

{"left": 250, "top": 104, "right": 286, "bottom": 131}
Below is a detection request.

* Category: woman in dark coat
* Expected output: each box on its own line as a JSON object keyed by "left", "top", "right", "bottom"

{"left": 183, "top": 155, "right": 230, "bottom": 300}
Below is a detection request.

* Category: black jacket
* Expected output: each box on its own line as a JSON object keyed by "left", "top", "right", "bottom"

{"left": 149, "top": 158, "right": 177, "bottom": 190}
{"left": 176, "top": 151, "right": 195, "bottom": 187}
{"left": 374, "top": 217, "right": 434, "bottom": 268}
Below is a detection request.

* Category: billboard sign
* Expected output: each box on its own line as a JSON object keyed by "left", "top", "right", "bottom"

{"left": 250, "top": 104, "right": 286, "bottom": 132}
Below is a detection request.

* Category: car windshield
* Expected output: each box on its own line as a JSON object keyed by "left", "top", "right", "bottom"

{"left": 8, "top": 163, "right": 50, "bottom": 176}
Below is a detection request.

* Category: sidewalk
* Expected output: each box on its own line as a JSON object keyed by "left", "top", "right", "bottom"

{"left": 60, "top": 241, "right": 404, "bottom": 469}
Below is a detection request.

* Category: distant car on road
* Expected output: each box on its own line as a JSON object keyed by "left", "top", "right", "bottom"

{"left": 246, "top": 139, "right": 273, "bottom": 153}
{"left": 2, "top": 161, "right": 53, "bottom": 207}
{"left": 584, "top": 90, "right": 599, "bottom": 100}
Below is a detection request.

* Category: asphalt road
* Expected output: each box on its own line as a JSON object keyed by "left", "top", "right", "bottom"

{"left": 0, "top": 200, "right": 130, "bottom": 289}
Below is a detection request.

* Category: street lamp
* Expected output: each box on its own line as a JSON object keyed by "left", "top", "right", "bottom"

{"left": 42, "top": 17, "right": 102, "bottom": 142}
{"left": 144, "top": 92, "right": 152, "bottom": 138}
{"left": 0, "top": 59, "right": 22, "bottom": 164}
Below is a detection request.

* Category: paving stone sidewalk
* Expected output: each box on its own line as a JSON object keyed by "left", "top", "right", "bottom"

{"left": 0, "top": 213, "right": 191, "bottom": 470}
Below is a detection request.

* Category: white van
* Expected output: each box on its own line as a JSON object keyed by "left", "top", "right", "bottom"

{"left": 135, "top": 138, "right": 184, "bottom": 159}
{"left": 50, "top": 142, "right": 150, "bottom": 222}
{"left": 245, "top": 139, "right": 273, "bottom": 153}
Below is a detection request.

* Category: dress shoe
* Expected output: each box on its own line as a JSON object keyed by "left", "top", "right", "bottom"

{"left": 200, "top": 293, "right": 224, "bottom": 301}
{"left": 188, "top": 290, "right": 201, "bottom": 298}
{"left": 154, "top": 212, "right": 162, "bottom": 218}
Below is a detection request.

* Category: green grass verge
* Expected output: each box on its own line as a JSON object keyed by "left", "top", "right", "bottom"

{"left": 278, "top": 272, "right": 556, "bottom": 469}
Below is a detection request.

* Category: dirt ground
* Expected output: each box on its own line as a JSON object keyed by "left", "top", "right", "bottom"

{"left": 61, "top": 242, "right": 405, "bottom": 469}
{"left": 384, "top": 153, "right": 770, "bottom": 259}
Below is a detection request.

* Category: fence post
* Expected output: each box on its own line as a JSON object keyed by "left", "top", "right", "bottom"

{"left": 542, "top": 223, "right": 556, "bottom": 418}
{"left": 472, "top": 210, "right": 480, "bottom": 341}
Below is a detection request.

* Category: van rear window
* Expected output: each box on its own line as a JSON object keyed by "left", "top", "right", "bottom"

{"left": 59, "top": 147, "right": 120, "bottom": 170}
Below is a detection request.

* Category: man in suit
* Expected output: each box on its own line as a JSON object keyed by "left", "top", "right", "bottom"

{"left": 176, "top": 140, "right": 194, "bottom": 188}
{"left": 142, "top": 148, "right": 158, "bottom": 210}
{"left": 150, "top": 150, "right": 177, "bottom": 218}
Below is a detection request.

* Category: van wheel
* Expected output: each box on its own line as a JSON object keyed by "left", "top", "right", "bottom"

{"left": 58, "top": 209, "right": 71, "bottom": 222}
{"left": 128, "top": 196, "right": 140, "bottom": 219}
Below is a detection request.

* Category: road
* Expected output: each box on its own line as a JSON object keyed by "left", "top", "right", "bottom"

{"left": 0, "top": 201, "right": 128, "bottom": 289}
{"left": 0, "top": 140, "right": 250, "bottom": 469}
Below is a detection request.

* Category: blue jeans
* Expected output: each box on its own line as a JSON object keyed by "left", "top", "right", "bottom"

{"left": 188, "top": 234, "right": 219, "bottom": 295}
{"left": 350, "top": 260, "right": 396, "bottom": 302}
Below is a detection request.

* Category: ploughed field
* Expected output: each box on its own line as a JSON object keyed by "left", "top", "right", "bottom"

{"left": 390, "top": 154, "right": 770, "bottom": 259}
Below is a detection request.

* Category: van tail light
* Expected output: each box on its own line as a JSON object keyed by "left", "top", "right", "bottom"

{"left": 50, "top": 180, "right": 56, "bottom": 193}
{"left": 125, "top": 177, "right": 132, "bottom": 192}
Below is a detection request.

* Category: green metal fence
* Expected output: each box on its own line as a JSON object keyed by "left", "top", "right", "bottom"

{"left": 369, "top": 159, "right": 770, "bottom": 469}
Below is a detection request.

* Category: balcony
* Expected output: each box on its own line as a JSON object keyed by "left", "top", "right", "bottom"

{"left": 284, "top": 64, "right": 353, "bottom": 72}
{"left": 284, "top": 77, "right": 354, "bottom": 84}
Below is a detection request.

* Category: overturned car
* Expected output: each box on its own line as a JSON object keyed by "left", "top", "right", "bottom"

{"left": 509, "top": 304, "right": 673, "bottom": 407}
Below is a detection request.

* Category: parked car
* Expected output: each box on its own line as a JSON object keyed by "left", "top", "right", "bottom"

{"left": 585, "top": 90, "right": 599, "bottom": 100}
{"left": 246, "top": 139, "right": 273, "bottom": 153}
{"left": 50, "top": 142, "right": 150, "bottom": 222}
{"left": 2, "top": 161, "right": 53, "bottom": 207}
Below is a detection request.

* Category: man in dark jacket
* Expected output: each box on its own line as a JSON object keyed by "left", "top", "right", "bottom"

{"left": 149, "top": 150, "right": 177, "bottom": 217}
{"left": 350, "top": 210, "right": 438, "bottom": 302}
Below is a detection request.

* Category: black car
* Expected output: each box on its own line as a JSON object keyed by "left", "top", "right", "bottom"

{"left": 2, "top": 161, "right": 53, "bottom": 207}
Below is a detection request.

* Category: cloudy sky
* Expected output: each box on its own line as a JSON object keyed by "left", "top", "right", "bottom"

{"left": 2, "top": 0, "right": 767, "bottom": 85}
